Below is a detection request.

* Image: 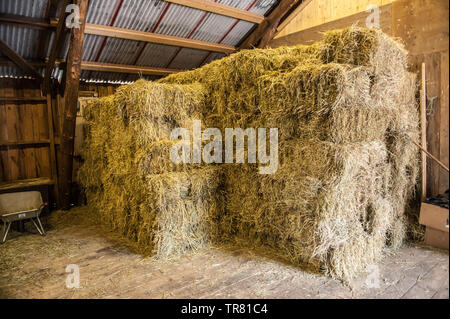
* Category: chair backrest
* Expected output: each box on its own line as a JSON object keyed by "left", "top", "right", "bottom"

{"left": 0, "top": 191, "right": 43, "bottom": 215}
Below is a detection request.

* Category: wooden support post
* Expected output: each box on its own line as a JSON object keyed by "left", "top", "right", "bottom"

{"left": 59, "top": 0, "right": 88, "bottom": 209}
{"left": 46, "top": 94, "right": 59, "bottom": 207}
{"left": 43, "top": 0, "right": 70, "bottom": 94}
{"left": 420, "top": 63, "right": 427, "bottom": 201}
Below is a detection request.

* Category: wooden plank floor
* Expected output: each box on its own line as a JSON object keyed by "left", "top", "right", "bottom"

{"left": 0, "top": 217, "right": 448, "bottom": 299}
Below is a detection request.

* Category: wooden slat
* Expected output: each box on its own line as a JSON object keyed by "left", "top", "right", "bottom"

{"left": 0, "top": 13, "right": 53, "bottom": 29}
{"left": 0, "top": 177, "right": 54, "bottom": 192}
{"left": 420, "top": 63, "right": 427, "bottom": 200}
{"left": 0, "top": 39, "right": 43, "bottom": 81}
{"left": 84, "top": 23, "right": 236, "bottom": 54}
{"left": 4, "top": 82, "right": 20, "bottom": 181}
{"left": 0, "top": 97, "right": 46, "bottom": 103}
{"left": 165, "top": 0, "right": 264, "bottom": 24}
{"left": 240, "top": 0, "right": 301, "bottom": 49}
{"left": 0, "top": 57, "right": 46, "bottom": 68}
{"left": 80, "top": 61, "right": 180, "bottom": 76}
{"left": 47, "top": 94, "right": 59, "bottom": 206}
{"left": 0, "top": 140, "right": 50, "bottom": 147}
{"left": 439, "top": 51, "right": 449, "bottom": 193}
{"left": 0, "top": 82, "right": 10, "bottom": 181}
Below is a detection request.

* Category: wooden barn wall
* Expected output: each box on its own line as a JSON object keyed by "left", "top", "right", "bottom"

{"left": 0, "top": 79, "right": 51, "bottom": 182}
{"left": 270, "top": 0, "right": 449, "bottom": 197}
{"left": 274, "top": 0, "right": 395, "bottom": 40}
{"left": 0, "top": 79, "right": 116, "bottom": 201}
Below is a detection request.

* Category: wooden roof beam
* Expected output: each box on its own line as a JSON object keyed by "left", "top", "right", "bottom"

{"left": 240, "top": 0, "right": 301, "bottom": 49}
{"left": 0, "top": 38, "right": 43, "bottom": 80}
{"left": 80, "top": 61, "right": 180, "bottom": 76}
{"left": 1, "top": 15, "right": 236, "bottom": 54}
{"left": 84, "top": 23, "right": 236, "bottom": 54}
{"left": 0, "top": 58, "right": 181, "bottom": 76}
{"left": 0, "top": 13, "right": 53, "bottom": 29}
{"left": 165, "top": 0, "right": 264, "bottom": 24}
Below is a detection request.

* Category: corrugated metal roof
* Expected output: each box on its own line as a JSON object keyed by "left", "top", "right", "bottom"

{"left": 0, "top": 0, "right": 48, "bottom": 18}
{"left": 0, "top": 0, "right": 279, "bottom": 84}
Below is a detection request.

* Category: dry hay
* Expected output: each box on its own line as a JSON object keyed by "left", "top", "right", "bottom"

{"left": 78, "top": 82, "right": 223, "bottom": 258}
{"left": 78, "top": 26, "right": 421, "bottom": 282}
{"left": 222, "top": 140, "right": 393, "bottom": 281}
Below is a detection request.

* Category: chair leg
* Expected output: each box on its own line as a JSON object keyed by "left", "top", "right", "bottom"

{"left": 1, "top": 222, "right": 11, "bottom": 243}
{"left": 36, "top": 216, "right": 46, "bottom": 236}
{"left": 31, "top": 217, "right": 46, "bottom": 236}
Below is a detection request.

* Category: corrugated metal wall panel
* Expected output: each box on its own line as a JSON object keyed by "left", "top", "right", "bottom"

{"left": 155, "top": 3, "right": 205, "bottom": 37}
{"left": 0, "top": 0, "right": 48, "bottom": 18}
{"left": 97, "top": 38, "right": 143, "bottom": 64}
{"left": 114, "top": 0, "right": 167, "bottom": 31}
{"left": 86, "top": 0, "right": 118, "bottom": 25}
{"left": 168, "top": 48, "right": 209, "bottom": 69}
{"left": 0, "top": 25, "right": 42, "bottom": 59}
{"left": 82, "top": 34, "right": 106, "bottom": 61}
{"left": 135, "top": 43, "right": 180, "bottom": 68}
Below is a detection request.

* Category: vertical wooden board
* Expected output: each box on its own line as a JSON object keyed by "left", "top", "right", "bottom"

{"left": 57, "top": 93, "right": 64, "bottom": 137}
{"left": 0, "top": 82, "right": 9, "bottom": 181}
{"left": 31, "top": 101, "right": 44, "bottom": 177}
{"left": 107, "top": 85, "right": 114, "bottom": 96}
{"left": 5, "top": 105, "right": 20, "bottom": 180}
{"left": 0, "top": 104, "right": 8, "bottom": 181}
{"left": 52, "top": 96, "right": 61, "bottom": 139}
{"left": 39, "top": 143, "right": 51, "bottom": 178}
{"left": 439, "top": 51, "right": 449, "bottom": 193}
{"left": 98, "top": 86, "right": 105, "bottom": 97}
{"left": 4, "top": 82, "right": 21, "bottom": 181}
{"left": 15, "top": 83, "right": 28, "bottom": 179}
{"left": 37, "top": 97, "right": 50, "bottom": 178}
{"left": 424, "top": 52, "right": 442, "bottom": 196}
{"left": 22, "top": 85, "right": 38, "bottom": 179}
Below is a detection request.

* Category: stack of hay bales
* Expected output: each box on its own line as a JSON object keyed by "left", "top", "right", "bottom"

{"left": 79, "top": 27, "right": 420, "bottom": 281}
{"left": 160, "top": 27, "right": 420, "bottom": 281}
{"left": 79, "top": 81, "right": 224, "bottom": 258}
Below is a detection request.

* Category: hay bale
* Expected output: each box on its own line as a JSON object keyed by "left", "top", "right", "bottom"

{"left": 78, "top": 81, "right": 224, "bottom": 258}
{"left": 222, "top": 140, "right": 392, "bottom": 281}
{"left": 78, "top": 26, "right": 420, "bottom": 282}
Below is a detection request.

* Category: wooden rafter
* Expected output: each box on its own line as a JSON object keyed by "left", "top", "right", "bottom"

{"left": 0, "top": 13, "right": 52, "bottom": 30}
{"left": 0, "top": 57, "right": 46, "bottom": 68}
{"left": 1, "top": 15, "right": 237, "bottom": 54}
{"left": 84, "top": 23, "right": 236, "bottom": 54}
{"left": 81, "top": 61, "right": 180, "bottom": 76}
{"left": 0, "top": 58, "right": 182, "bottom": 75}
{"left": 59, "top": 0, "right": 89, "bottom": 209}
{"left": 240, "top": 0, "right": 301, "bottom": 49}
{"left": 165, "top": 0, "right": 264, "bottom": 24}
{"left": 0, "top": 38, "right": 43, "bottom": 80}
{"left": 43, "top": 0, "right": 71, "bottom": 94}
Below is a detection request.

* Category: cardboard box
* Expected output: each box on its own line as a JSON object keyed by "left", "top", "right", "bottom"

{"left": 419, "top": 202, "right": 449, "bottom": 250}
